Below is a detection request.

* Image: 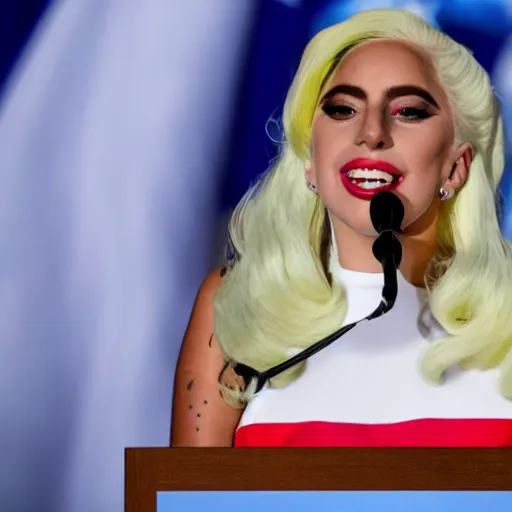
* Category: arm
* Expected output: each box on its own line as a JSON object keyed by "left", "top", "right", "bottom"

{"left": 170, "top": 268, "right": 243, "bottom": 446}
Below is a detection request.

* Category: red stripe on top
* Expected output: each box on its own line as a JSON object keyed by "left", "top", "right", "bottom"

{"left": 234, "top": 419, "right": 512, "bottom": 447}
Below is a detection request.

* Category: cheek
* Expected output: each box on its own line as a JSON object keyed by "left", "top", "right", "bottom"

{"left": 406, "top": 133, "right": 452, "bottom": 182}
{"left": 310, "top": 121, "right": 331, "bottom": 156}
{"left": 398, "top": 148, "right": 449, "bottom": 219}
{"left": 310, "top": 136, "right": 331, "bottom": 181}
{"left": 400, "top": 159, "right": 443, "bottom": 204}
{"left": 310, "top": 121, "right": 348, "bottom": 179}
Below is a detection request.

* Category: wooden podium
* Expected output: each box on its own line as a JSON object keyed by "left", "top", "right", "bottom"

{"left": 125, "top": 448, "right": 512, "bottom": 511}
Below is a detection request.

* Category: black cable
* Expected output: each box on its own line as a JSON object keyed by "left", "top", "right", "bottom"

{"left": 231, "top": 191, "right": 405, "bottom": 394}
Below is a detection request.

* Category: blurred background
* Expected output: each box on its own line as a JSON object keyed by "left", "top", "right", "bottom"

{"left": 0, "top": 1, "right": 510, "bottom": 511}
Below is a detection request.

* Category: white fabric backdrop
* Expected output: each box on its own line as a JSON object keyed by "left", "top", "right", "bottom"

{"left": 0, "top": 1, "right": 255, "bottom": 511}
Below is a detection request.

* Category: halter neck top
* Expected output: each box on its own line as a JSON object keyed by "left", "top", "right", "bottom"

{"left": 235, "top": 261, "right": 512, "bottom": 447}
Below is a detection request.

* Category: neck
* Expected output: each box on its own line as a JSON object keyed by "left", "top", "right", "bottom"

{"left": 331, "top": 204, "right": 440, "bottom": 288}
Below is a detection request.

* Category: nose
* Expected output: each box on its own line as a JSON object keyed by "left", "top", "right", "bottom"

{"left": 355, "top": 107, "right": 393, "bottom": 150}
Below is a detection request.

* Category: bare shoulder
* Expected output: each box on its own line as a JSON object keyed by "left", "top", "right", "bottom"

{"left": 171, "top": 268, "right": 243, "bottom": 446}
{"left": 199, "top": 266, "right": 224, "bottom": 294}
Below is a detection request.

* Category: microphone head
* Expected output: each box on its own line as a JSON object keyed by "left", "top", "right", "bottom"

{"left": 370, "top": 191, "right": 405, "bottom": 234}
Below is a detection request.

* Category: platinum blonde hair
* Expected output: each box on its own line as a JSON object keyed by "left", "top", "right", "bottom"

{"left": 214, "top": 9, "right": 512, "bottom": 407}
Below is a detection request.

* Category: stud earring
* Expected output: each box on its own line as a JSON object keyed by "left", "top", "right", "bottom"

{"left": 439, "top": 187, "right": 454, "bottom": 201}
{"left": 308, "top": 182, "right": 317, "bottom": 191}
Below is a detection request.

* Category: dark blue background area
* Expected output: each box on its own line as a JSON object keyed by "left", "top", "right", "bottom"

{"left": 219, "top": 0, "right": 321, "bottom": 209}
{"left": 0, "top": 0, "right": 50, "bottom": 96}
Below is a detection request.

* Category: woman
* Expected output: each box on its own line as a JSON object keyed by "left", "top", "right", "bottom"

{"left": 171, "top": 9, "right": 512, "bottom": 447}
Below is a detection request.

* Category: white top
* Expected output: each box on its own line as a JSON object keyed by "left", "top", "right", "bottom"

{"left": 235, "top": 260, "right": 512, "bottom": 446}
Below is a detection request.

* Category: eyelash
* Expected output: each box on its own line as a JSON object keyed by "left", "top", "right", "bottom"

{"left": 321, "top": 105, "right": 355, "bottom": 119}
{"left": 391, "top": 106, "right": 431, "bottom": 120}
{"left": 321, "top": 104, "right": 432, "bottom": 121}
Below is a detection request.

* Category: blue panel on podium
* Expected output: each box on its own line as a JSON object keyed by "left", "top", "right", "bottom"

{"left": 157, "top": 491, "right": 512, "bottom": 511}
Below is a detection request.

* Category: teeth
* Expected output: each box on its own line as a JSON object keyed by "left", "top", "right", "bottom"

{"left": 356, "top": 181, "right": 388, "bottom": 189}
{"left": 346, "top": 168, "right": 395, "bottom": 183}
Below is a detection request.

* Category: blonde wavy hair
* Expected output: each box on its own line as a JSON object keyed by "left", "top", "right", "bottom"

{"left": 213, "top": 9, "right": 512, "bottom": 406}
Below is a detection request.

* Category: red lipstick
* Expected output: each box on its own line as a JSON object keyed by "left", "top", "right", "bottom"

{"left": 340, "top": 158, "right": 404, "bottom": 201}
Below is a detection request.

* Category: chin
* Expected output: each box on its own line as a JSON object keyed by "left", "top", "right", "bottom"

{"left": 350, "top": 223, "right": 379, "bottom": 238}
{"left": 328, "top": 209, "right": 379, "bottom": 238}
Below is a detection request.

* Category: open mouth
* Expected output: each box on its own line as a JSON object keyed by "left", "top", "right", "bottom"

{"left": 339, "top": 158, "right": 404, "bottom": 200}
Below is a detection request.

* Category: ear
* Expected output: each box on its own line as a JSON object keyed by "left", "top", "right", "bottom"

{"left": 441, "top": 142, "right": 473, "bottom": 192}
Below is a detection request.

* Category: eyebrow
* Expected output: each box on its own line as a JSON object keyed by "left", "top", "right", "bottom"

{"left": 321, "top": 84, "right": 440, "bottom": 109}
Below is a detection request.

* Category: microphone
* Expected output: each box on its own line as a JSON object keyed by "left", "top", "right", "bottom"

{"left": 368, "top": 191, "right": 405, "bottom": 317}
{"left": 227, "top": 190, "right": 407, "bottom": 394}
{"left": 369, "top": 190, "right": 404, "bottom": 235}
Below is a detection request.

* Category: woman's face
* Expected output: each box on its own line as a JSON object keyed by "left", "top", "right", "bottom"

{"left": 307, "top": 39, "right": 471, "bottom": 236}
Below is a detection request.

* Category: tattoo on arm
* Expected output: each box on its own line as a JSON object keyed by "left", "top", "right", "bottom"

{"left": 186, "top": 379, "right": 209, "bottom": 434}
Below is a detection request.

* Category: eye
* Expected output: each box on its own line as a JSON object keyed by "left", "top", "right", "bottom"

{"left": 322, "top": 103, "right": 356, "bottom": 120}
{"left": 391, "top": 106, "right": 432, "bottom": 120}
